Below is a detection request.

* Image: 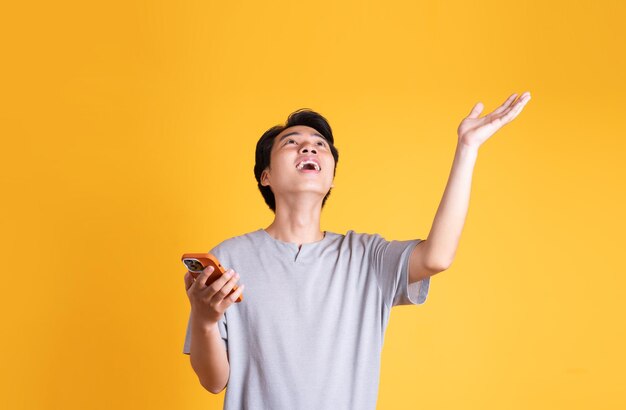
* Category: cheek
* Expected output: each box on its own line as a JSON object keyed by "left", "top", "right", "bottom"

{"left": 272, "top": 160, "right": 293, "bottom": 177}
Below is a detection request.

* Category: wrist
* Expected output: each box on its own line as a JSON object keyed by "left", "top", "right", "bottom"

{"left": 190, "top": 312, "right": 219, "bottom": 333}
{"left": 456, "top": 141, "right": 480, "bottom": 157}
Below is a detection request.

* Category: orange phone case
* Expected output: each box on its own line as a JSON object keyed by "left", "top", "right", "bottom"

{"left": 181, "top": 252, "right": 243, "bottom": 303}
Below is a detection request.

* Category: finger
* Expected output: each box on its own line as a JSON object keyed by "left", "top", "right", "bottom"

{"left": 194, "top": 266, "right": 215, "bottom": 289}
{"left": 212, "top": 272, "right": 240, "bottom": 302}
{"left": 493, "top": 106, "right": 521, "bottom": 129}
{"left": 205, "top": 268, "right": 235, "bottom": 296}
{"left": 222, "top": 284, "right": 245, "bottom": 307}
{"left": 497, "top": 91, "right": 531, "bottom": 117}
{"left": 491, "top": 93, "right": 518, "bottom": 116}
{"left": 467, "top": 101, "right": 484, "bottom": 119}
{"left": 231, "top": 283, "right": 245, "bottom": 302}
{"left": 184, "top": 271, "right": 194, "bottom": 291}
{"left": 498, "top": 93, "right": 531, "bottom": 124}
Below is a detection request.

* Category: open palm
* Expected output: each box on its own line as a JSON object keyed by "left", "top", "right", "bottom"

{"left": 457, "top": 91, "right": 531, "bottom": 149}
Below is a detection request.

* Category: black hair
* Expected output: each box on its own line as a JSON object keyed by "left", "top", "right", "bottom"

{"left": 254, "top": 108, "right": 340, "bottom": 213}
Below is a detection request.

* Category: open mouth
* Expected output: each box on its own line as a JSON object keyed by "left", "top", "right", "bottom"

{"left": 295, "top": 160, "right": 321, "bottom": 172}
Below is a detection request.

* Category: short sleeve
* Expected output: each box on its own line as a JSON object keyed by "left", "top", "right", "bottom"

{"left": 369, "top": 234, "right": 431, "bottom": 308}
{"left": 183, "top": 312, "right": 227, "bottom": 355}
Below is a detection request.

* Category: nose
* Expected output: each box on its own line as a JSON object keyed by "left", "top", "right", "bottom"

{"left": 299, "top": 142, "right": 317, "bottom": 155}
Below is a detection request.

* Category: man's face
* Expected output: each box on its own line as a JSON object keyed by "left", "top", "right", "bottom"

{"left": 261, "top": 125, "right": 335, "bottom": 204}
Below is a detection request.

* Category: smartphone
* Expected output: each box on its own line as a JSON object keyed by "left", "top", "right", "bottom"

{"left": 181, "top": 252, "right": 243, "bottom": 303}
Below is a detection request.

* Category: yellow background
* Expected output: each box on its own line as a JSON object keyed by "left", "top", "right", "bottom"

{"left": 1, "top": 0, "right": 625, "bottom": 409}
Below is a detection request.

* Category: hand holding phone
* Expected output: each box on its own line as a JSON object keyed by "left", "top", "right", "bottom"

{"left": 182, "top": 253, "right": 244, "bottom": 303}
{"left": 182, "top": 252, "right": 245, "bottom": 327}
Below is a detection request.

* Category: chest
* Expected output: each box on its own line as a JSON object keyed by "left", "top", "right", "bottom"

{"left": 229, "top": 255, "right": 381, "bottom": 335}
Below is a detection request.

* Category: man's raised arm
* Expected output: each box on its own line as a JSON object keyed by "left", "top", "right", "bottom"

{"left": 409, "top": 92, "right": 532, "bottom": 284}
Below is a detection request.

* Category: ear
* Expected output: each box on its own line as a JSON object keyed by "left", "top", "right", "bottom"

{"left": 261, "top": 169, "right": 270, "bottom": 187}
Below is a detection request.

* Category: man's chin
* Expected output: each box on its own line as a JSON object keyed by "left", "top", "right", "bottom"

{"left": 276, "top": 188, "right": 331, "bottom": 198}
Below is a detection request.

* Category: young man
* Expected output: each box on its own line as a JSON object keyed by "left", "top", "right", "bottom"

{"left": 183, "top": 92, "right": 531, "bottom": 409}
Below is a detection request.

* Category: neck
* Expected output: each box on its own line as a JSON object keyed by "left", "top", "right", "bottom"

{"left": 264, "top": 196, "right": 324, "bottom": 246}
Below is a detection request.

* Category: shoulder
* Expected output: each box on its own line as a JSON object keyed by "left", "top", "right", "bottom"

{"left": 341, "top": 230, "right": 387, "bottom": 250}
{"left": 344, "top": 229, "right": 385, "bottom": 241}
{"left": 209, "top": 229, "right": 264, "bottom": 258}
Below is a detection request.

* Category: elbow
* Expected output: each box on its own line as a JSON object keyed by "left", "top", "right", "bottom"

{"left": 428, "top": 259, "right": 452, "bottom": 273}
{"left": 423, "top": 242, "right": 453, "bottom": 273}
{"left": 190, "top": 358, "right": 228, "bottom": 395}
{"left": 200, "top": 379, "right": 227, "bottom": 395}
{"left": 212, "top": 385, "right": 227, "bottom": 395}
{"left": 207, "top": 386, "right": 226, "bottom": 395}
{"left": 429, "top": 252, "right": 454, "bottom": 272}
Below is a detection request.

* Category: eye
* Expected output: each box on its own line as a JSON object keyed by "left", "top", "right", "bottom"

{"left": 286, "top": 139, "right": 296, "bottom": 144}
{"left": 317, "top": 141, "right": 325, "bottom": 146}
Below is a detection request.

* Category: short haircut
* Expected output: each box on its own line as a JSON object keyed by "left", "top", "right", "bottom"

{"left": 254, "top": 109, "right": 340, "bottom": 213}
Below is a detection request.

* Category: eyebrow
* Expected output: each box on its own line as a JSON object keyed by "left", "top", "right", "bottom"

{"left": 278, "top": 131, "right": 326, "bottom": 143}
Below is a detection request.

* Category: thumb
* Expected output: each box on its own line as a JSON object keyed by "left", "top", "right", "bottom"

{"left": 184, "top": 271, "right": 194, "bottom": 291}
{"left": 467, "top": 102, "right": 483, "bottom": 119}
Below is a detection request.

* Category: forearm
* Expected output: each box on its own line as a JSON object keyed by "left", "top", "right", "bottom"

{"left": 189, "top": 314, "right": 230, "bottom": 394}
{"left": 426, "top": 142, "right": 478, "bottom": 269}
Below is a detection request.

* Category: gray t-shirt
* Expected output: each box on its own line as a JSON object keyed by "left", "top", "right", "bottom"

{"left": 183, "top": 228, "right": 431, "bottom": 410}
